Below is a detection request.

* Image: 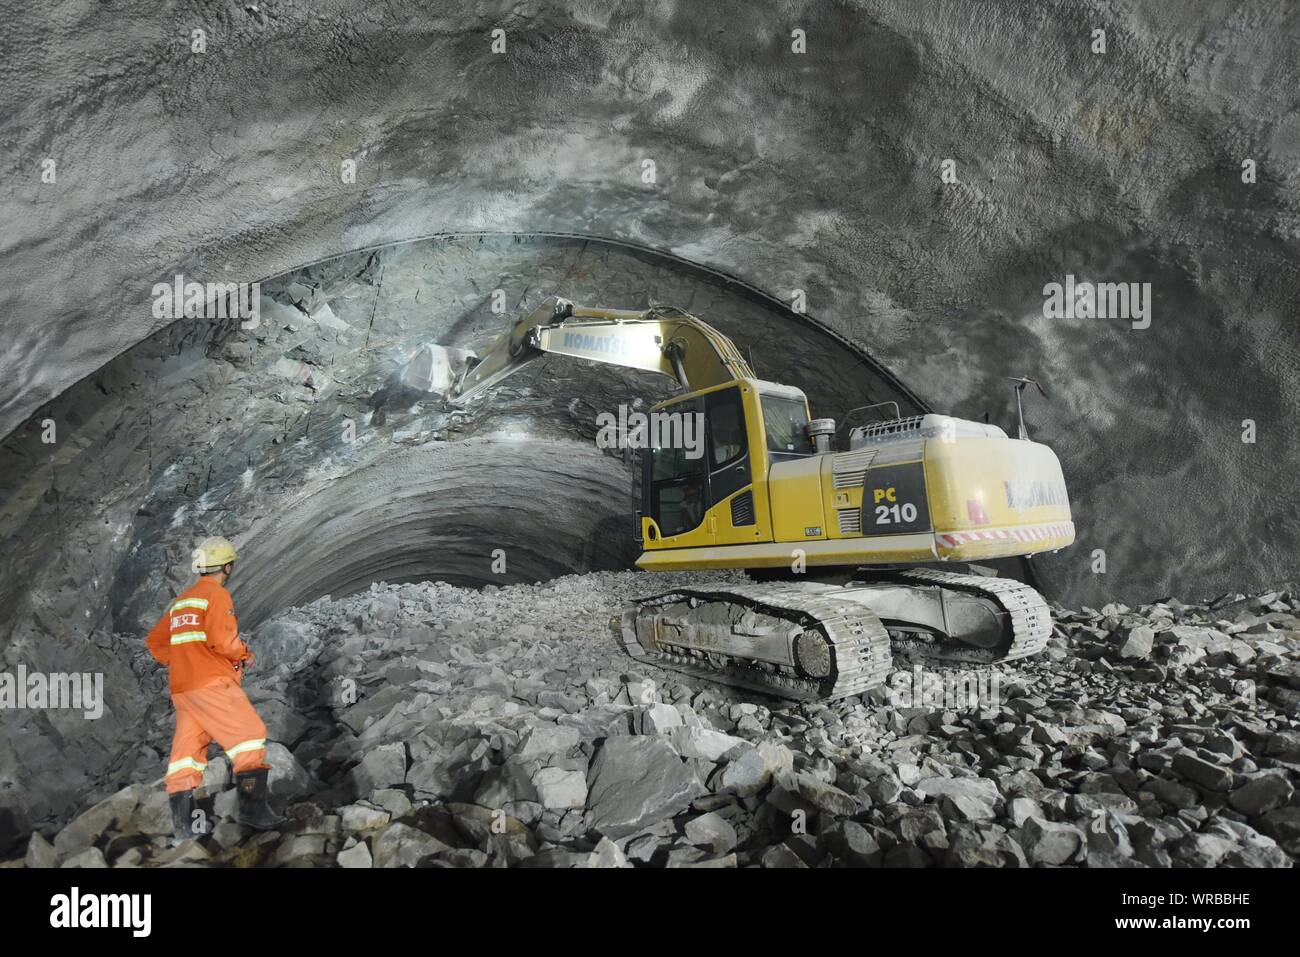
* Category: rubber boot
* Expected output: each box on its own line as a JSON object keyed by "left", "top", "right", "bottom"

{"left": 234, "top": 768, "right": 285, "bottom": 830}
{"left": 169, "top": 790, "right": 206, "bottom": 845}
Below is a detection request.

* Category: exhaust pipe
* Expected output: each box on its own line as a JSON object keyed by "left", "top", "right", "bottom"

{"left": 807, "top": 417, "right": 836, "bottom": 453}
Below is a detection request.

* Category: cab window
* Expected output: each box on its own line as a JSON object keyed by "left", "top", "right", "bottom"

{"left": 646, "top": 398, "right": 707, "bottom": 537}
{"left": 761, "top": 394, "right": 813, "bottom": 457}
{"left": 708, "top": 387, "right": 745, "bottom": 467}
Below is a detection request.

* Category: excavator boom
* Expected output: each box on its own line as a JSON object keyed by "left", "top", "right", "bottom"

{"left": 450, "top": 296, "right": 754, "bottom": 404}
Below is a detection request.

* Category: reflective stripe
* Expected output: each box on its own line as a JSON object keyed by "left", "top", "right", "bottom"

{"left": 167, "top": 757, "right": 208, "bottom": 776}
{"left": 225, "top": 738, "right": 266, "bottom": 760}
{"left": 170, "top": 631, "right": 207, "bottom": 645}
{"left": 172, "top": 598, "right": 209, "bottom": 612}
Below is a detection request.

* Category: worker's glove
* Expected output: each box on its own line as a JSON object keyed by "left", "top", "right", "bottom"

{"left": 233, "top": 637, "right": 255, "bottom": 673}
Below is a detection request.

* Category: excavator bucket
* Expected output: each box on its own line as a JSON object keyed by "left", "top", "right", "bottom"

{"left": 401, "top": 343, "right": 477, "bottom": 397}
{"left": 451, "top": 297, "right": 575, "bottom": 404}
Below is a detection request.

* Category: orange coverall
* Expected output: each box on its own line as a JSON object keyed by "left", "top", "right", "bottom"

{"left": 146, "top": 577, "right": 270, "bottom": 794}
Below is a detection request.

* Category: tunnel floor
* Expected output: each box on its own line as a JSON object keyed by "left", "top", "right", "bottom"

{"left": 20, "top": 570, "right": 1300, "bottom": 868}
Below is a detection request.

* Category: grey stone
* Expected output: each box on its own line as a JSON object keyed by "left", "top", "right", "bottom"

{"left": 156, "top": 841, "right": 212, "bottom": 866}
{"left": 942, "top": 794, "right": 996, "bottom": 822}
{"left": 210, "top": 821, "right": 247, "bottom": 849}
{"left": 60, "top": 847, "right": 109, "bottom": 868}
{"left": 915, "top": 775, "right": 1000, "bottom": 805}
{"left": 257, "top": 698, "right": 311, "bottom": 746}
{"left": 1006, "top": 797, "right": 1042, "bottom": 828}
{"left": 337, "top": 841, "right": 373, "bottom": 868}
{"left": 581, "top": 836, "right": 632, "bottom": 868}
{"left": 1258, "top": 807, "right": 1300, "bottom": 852}
{"left": 1265, "top": 731, "right": 1300, "bottom": 761}
{"left": 587, "top": 736, "right": 705, "bottom": 838}
{"left": 518, "top": 724, "right": 581, "bottom": 759}
{"left": 213, "top": 788, "right": 239, "bottom": 820}
{"left": 684, "top": 812, "right": 737, "bottom": 854}
{"left": 673, "top": 852, "right": 737, "bottom": 868}
{"left": 532, "top": 767, "right": 588, "bottom": 810}
{"left": 779, "top": 771, "right": 859, "bottom": 817}
{"left": 133, "top": 789, "right": 174, "bottom": 836}
{"left": 371, "top": 823, "right": 452, "bottom": 868}
{"left": 1141, "top": 777, "right": 1199, "bottom": 809}
{"left": 1172, "top": 833, "right": 1235, "bottom": 867}
{"left": 349, "top": 742, "right": 407, "bottom": 796}
{"left": 473, "top": 760, "right": 540, "bottom": 808}
{"left": 884, "top": 844, "right": 932, "bottom": 867}
{"left": 1229, "top": 772, "right": 1294, "bottom": 816}
{"left": 25, "top": 831, "right": 57, "bottom": 868}
{"left": 718, "top": 747, "right": 770, "bottom": 796}
{"left": 669, "top": 726, "right": 750, "bottom": 761}
{"left": 868, "top": 774, "right": 905, "bottom": 805}
{"left": 894, "top": 807, "right": 948, "bottom": 846}
{"left": 1020, "top": 818, "right": 1084, "bottom": 865}
{"left": 203, "top": 756, "right": 231, "bottom": 792}
{"left": 761, "top": 843, "right": 809, "bottom": 868}
{"left": 111, "top": 846, "right": 144, "bottom": 868}
{"left": 339, "top": 802, "right": 391, "bottom": 831}
{"left": 369, "top": 788, "right": 413, "bottom": 819}
{"left": 1171, "top": 750, "right": 1234, "bottom": 792}
{"left": 635, "top": 703, "right": 683, "bottom": 734}
{"left": 272, "top": 834, "right": 326, "bottom": 866}
{"left": 266, "top": 742, "right": 311, "bottom": 799}
{"left": 406, "top": 758, "right": 455, "bottom": 800}
{"left": 53, "top": 785, "right": 145, "bottom": 860}
{"left": 1119, "top": 625, "right": 1155, "bottom": 659}
{"left": 823, "top": 820, "right": 882, "bottom": 867}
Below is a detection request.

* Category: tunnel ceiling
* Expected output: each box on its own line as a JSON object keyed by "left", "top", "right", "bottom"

{"left": 3, "top": 4, "right": 1300, "bottom": 610}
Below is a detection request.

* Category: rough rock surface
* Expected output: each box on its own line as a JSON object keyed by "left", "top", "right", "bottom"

{"left": 7, "top": 571, "right": 1298, "bottom": 868}
{"left": 2, "top": 0, "right": 1298, "bottom": 615}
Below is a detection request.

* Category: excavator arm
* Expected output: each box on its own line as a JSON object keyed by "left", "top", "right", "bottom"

{"left": 449, "top": 296, "right": 754, "bottom": 404}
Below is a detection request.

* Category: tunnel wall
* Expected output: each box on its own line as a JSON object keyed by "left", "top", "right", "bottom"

{"left": 4, "top": 0, "right": 1299, "bottom": 605}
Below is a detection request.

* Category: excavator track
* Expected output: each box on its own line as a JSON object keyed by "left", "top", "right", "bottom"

{"left": 879, "top": 567, "right": 1054, "bottom": 666}
{"left": 619, "top": 583, "right": 893, "bottom": 702}
{"left": 617, "top": 570, "right": 1052, "bottom": 702}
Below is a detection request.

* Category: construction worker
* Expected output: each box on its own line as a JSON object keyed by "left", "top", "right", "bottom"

{"left": 145, "top": 536, "right": 285, "bottom": 844}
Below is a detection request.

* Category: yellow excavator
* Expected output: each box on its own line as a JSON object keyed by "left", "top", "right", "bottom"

{"left": 418, "top": 296, "right": 1074, "bottom": 701}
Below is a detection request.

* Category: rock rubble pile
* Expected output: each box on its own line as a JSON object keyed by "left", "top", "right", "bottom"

{"left": 13, "top": 571, "right": 1299, "bottom": 868}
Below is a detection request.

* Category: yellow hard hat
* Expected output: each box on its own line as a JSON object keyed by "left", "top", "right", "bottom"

{"left": 193, "top": 536, "right": 238, "bottom": 572}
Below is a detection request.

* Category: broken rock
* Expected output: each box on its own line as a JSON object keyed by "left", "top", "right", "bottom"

{"left": 1020, "top": 818, "right": 1083, "bottom": 865}
{"left": 684, "top": 812, "right": 738, "bottom": 855}
{"left": 371, "top": 823, "right": 452, "bottom": 868}
{"left": 586, "top": 736, "right": 705, "bottom": 838}
{"left": 532, "top": 767, "right": 588, "bottom": 810}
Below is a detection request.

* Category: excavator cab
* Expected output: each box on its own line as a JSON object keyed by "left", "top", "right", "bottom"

{"left": 641, "top": 379, "right": 811, "bottom": 549}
